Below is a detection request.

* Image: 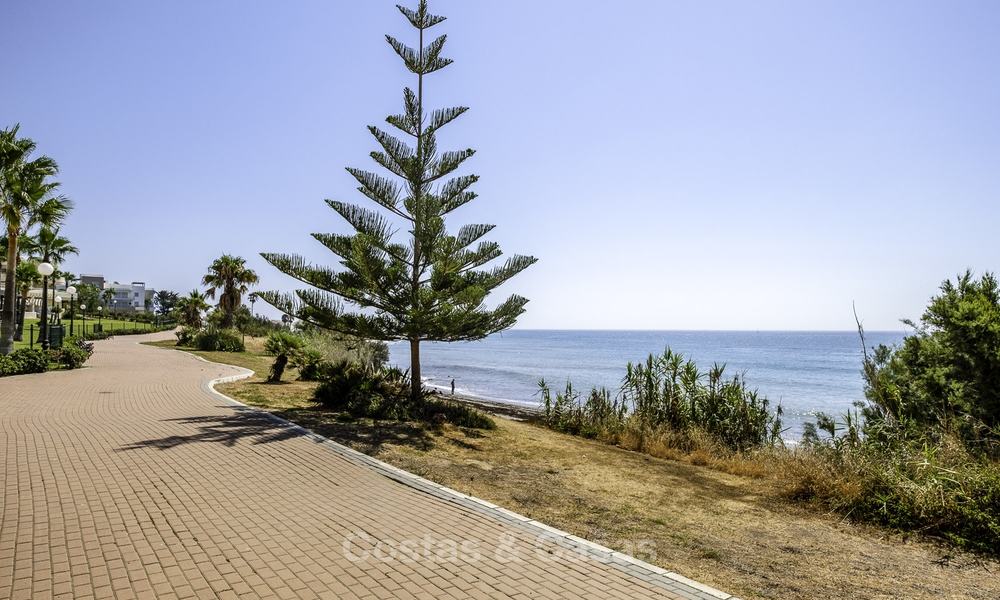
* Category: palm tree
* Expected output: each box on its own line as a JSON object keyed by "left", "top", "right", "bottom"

{"left": 176, "top": 290, "right": 210, "bottom": 328}
{"left": 102, "top": 288, "right": 114, "bottom": 311}
{"left": 22, "top": 227, "right": 78, "bottom": 338}
{"left": 1, "top": 125, "right": 70, "bottom": 354}
{"left": 201, "top": 255, "right": 258, "bottom": 329}
{"left": 13, "top": 259, "right": 39, "bottom": 341}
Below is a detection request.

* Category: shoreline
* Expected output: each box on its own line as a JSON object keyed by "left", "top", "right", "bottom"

{"left": 427, "top": 387, "right": 541, "bottom": 420}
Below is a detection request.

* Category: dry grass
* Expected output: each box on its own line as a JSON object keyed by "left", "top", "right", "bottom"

{"left": 149, "top": 342, "right": 1000, "bottom": 600}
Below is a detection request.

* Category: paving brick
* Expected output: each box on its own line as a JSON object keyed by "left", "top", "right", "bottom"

{"left": 0, "top": 332, "right": 732, "bottom": 599}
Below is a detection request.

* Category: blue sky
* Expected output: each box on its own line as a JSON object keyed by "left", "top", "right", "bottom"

{"left": 3, "top": 0, "right": 998, "bottom": 330}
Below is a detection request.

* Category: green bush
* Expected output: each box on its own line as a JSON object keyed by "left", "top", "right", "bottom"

{"left": 193, "top": 327, "right": 244, "bottom": 352}
{"left": 263, "top": 331, "right": 304, "bottom": 382}
{"left": 290, "top": 347, "right": 326, "bottom": 381}
{"left": 175, "top": 327, "right": 198, "bottom": 346}
{"left": 313, "top": 361, "right": 493, "bottom": 428}
{"left": 789, "top": 433, "right": 1000, "bottom": 555}
{"left": 0, "top": 348, "right": 50, "bottom": 376}
{"left": 861, "top": 271, "right": 1000, "bottom": 454}
{"left": 58, "top": 344, "right": 92, "bottom": 369}
{"left": 0, "top": 355, "right": 15, "bottom": 376}
{"left": 13, "top": 348, "right": 49, "bottom": 374}
{"left": 82, "top": 324, "right": 174, "bottom": 340}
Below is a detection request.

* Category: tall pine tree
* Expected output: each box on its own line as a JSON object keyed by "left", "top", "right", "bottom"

{"left": 260, "top": 1, "right": 536, "bottom": 402}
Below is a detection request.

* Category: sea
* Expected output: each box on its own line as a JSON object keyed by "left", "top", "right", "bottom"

{"left": 388, "top": 330, "right": 906, "bottom": 440}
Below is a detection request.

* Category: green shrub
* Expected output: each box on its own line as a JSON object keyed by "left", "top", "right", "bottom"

{"left": 81, "top": 324, "right": 174, "bottom": 340}
{"left": 860, "top": 271, "right": 1000, "bottom": 455}
{"left": 263, "top": 331, "right": 304, "bottom": 382}
{"left": 290, "top": 348, "right": 327, "bottom": 381}
{"left": 175, "top": 327, "right": 198, "bottom": 346}
{"left": 193, "top": 327, "right": 244, "bottom": 352}
{"left": 0, "top": 355, "right": 15, "bottom": 376}
{"left": 787, "top": 434, "right": 1000, "bottom": 555}
{"left": 13, "top": 348, "right": 49, "bottom": 374}
{"left": 59, "top": 344, "right": 91, "bottom": 369}
{"left": 0, "top": 348, "right": 50, "bottom": 376}
{"left": 312, "top": 361, "right": 494, "bottom": 428}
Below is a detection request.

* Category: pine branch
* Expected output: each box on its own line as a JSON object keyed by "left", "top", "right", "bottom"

{"left": 438, "top": 175, "right": 479, "bottom": 214}
{"left": 312, "top": 232, "right": 412, "bottom": 267}
{"left": 427, "top": 105, "right": 468, "bottom": 135}
{"left": 367, "top": 126, "right": 415, "bottom": 176}
{"left": 260, "top": 252, "right": 399, "bottom": 314}
{"left": 385, "top": 35, "right": 421, "bottom": 73}
{"left": 465, "top": 254, "right": 538, "bottom": 292}
{"left": 370, "top": 150, "right": 409, "bottom": 179}
{"left": 396, "top": 1, "right": 446, "bottom": 30}
{"left": 345, "top": 168, "right": 408, "bottom": 218}
{"left": 455, "top": 223, "right": 495, "bottom": 249}
{"left": 325, "top": 200, "right": 393, "bottom": 243}
{"left": 426, "top": 148, "right": 475, "bottom": 183}
{"left": 419, "top": 34, "right": 453, "bottom": 74}
{"left": 457, "top": 241, "right": 502, "bottom": 272}
{"left": 385, "top": 34, "right": 452, "bottom": 75}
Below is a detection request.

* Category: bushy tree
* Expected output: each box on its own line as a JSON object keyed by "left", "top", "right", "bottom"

{"left": 75, "top": 283, "right": 100, "bottom": 316}
{"left": 153, "top": 290, "right": 180, "bottom": 316}
{"left": 863, "top": 271, "right": 1000, "bottom": 452}
{"left": 260, "top": 1, "right": 536, "bottom": 402}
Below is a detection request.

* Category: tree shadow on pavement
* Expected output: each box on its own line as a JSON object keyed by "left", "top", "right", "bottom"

{"left": 118, "top": 408, "right": 307, "bottom": 450}
{"left": 268, "top": 407, "right": 437, "bottom": 455}
{"left": 118, "top": 406, "right": 436, "bottom": 455}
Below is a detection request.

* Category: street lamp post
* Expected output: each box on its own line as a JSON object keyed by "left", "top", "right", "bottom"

{"left": 66, "top": 285, "right": 77, "bottom": 336}
{"left": 54, "top": 296, "right": 62, "bottom": 323}
{"left": 97, "top": 306, "right": 103, "bottom": 327}
{"left": 80, "top": 304, "right": 87, "bottom": 338}
{"left": 37, "top": 262, "right": 54, "bottom": 350}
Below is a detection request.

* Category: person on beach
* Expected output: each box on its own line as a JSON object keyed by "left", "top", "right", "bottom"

{"left": 451, "top": 378, "right": 455, "bottom": 395}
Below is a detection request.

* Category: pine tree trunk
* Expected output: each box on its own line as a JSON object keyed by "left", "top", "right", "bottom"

{"left": 0, "top": 232, "right": 18, "bottom": 355}
{"left": 409, "top": 338, "right": 421, "bottom": 403}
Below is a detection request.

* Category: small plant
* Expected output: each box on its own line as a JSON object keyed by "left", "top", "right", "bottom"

{"left": 263, "top": 331, "right": 304, "bottom": 383}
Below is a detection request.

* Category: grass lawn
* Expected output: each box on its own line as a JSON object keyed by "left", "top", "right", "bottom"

{"left": 145, "top": 340, "right": 1000, "bottom": 600}
{"left": 14, "top": 317, "right": 163, "bottom": 350}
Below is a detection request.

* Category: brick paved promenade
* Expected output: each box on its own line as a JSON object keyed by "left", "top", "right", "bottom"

{"left": 0, "top": 332, "right": 734, "bottom": 599}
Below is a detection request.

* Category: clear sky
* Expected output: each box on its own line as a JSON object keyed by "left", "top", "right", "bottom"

{"left": 3, "top": 0, "right": 998, "bottom": 330}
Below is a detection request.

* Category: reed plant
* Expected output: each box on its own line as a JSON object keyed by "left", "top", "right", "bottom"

{"left": 538, "top": 348, "right": 783, "bottom": 453}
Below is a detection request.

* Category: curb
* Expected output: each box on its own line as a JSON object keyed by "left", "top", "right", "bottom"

{"left": 167, "top": 344, "right": 738, "bottom": 600}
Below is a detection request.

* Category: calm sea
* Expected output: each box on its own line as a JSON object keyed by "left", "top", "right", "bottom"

{"left": 388, "top": 330, "right": 906, "bottom": 440}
